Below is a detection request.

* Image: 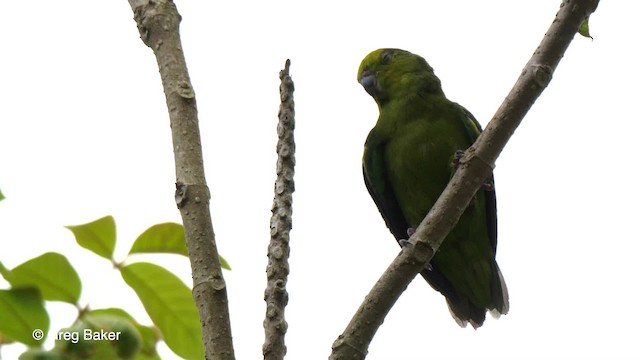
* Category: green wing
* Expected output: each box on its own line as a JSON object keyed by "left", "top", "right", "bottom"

{"left": 363, "top": 125, "right": 481, "bottom": 322}
{"left": 362, "top": 132, "right": 410, "bottom": 241}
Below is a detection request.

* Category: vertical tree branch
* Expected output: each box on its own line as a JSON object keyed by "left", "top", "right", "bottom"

{"left": 127, "top": 1, "right": 235, "bottom": 359}
{"left": 263, "top": 60, "right": 295, "bottom": 360}
{"left": 330, "top": 1, "right": 599, "bottom": 358}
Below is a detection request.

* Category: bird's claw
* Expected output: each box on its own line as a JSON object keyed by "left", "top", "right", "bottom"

{"left": 482, "top": 180, "right": 494, "bottom": 191}
{"left": 399, "top": 228, "right": 416, "bottom": 247}
{"left": 453, "top": 150, "right": 494, "bottom": 191}
{"left": 451, "top": 150, "right": 465, "bottom": 169}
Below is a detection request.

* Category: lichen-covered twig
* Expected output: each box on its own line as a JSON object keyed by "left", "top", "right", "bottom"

{"left": 263, "top": 59, "right": 295, "bottom": 360}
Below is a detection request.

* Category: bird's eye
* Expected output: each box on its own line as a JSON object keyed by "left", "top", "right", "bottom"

{"left": 381, "top": 51, "right": 393, "bottom": 65}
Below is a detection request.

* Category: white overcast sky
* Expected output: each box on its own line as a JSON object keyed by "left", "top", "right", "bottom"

{"left": 1, "top": 1, "right": 639, "bottom": 359}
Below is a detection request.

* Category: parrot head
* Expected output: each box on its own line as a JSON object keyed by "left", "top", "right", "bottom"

{"left": 357, "top": 48, "right": 444, "bottom": 105}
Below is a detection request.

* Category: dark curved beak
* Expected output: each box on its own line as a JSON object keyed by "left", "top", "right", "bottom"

{"left": 359, "top": 69, "right": 378, "bottom": 99}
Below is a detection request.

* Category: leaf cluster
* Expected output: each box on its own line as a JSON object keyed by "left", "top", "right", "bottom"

{"left": 0, "top": 213, "right": 229, "bottom": 359}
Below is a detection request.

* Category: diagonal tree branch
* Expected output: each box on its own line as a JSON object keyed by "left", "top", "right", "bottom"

{"left": 263, "top": 59, "right": 296, "bottom": 360}
{"left": 330, "top": 1, "right": 599, "bottom": 358}
{"left": 127, "top": 1, "right": 235, "bottom": 359}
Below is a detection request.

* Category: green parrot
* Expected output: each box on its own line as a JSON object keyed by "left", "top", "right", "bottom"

{"left": 358, "top": 48, "right": 508, "bottom": 328}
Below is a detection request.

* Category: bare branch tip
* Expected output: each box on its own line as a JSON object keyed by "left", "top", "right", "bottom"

{"left": 280, "top": 59, "right": 291, "bottom": 80}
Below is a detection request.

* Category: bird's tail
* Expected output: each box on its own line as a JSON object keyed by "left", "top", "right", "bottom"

{"left": 489, "top": 264, "right": 509, "bottom": 318}
{"left": 438, "top": 262, "right": 509, "bottom": 329}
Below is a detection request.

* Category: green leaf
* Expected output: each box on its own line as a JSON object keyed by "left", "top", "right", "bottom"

{"left": 66, "top": 215, "right": 116, "bottom": 259}
{"left": 120, "top": 263, "right": 203, "bottom": 360}
{"left": 0, "top": 261, "right": 11, "bottom": 281}
{"left": 130, "top": 326, "right": 162, "bottom": 360}
{"left": 55, "top": 314, "right": 143, "bottom": 359}
{"left": 579, "top": 15, "right": 592, "bottom": 39}
{"left": 8, "top": 253, "right": 81, "bottom": 304}
{"left": 88, "top": 308, "right": 161, "bottom": 360}
{"left": 0, "top": 189, "right": 5, "bottom": 201}
{"left": 129, "top": 223, "right": 188, "bottom": 256}
{"left": 19, "top": 348, "right": 66, "bottom": 360}
{"left": 88, "top": 307, "right": 138, "bottom": 323}
{"left": 128, "top": 222, "right": 231, "bottom": 270}
{"left": 0, "top": 288, "right": 49, "bottom": 346}
{"left": 218, "top": 255, "right": 231, "bottom": 271}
